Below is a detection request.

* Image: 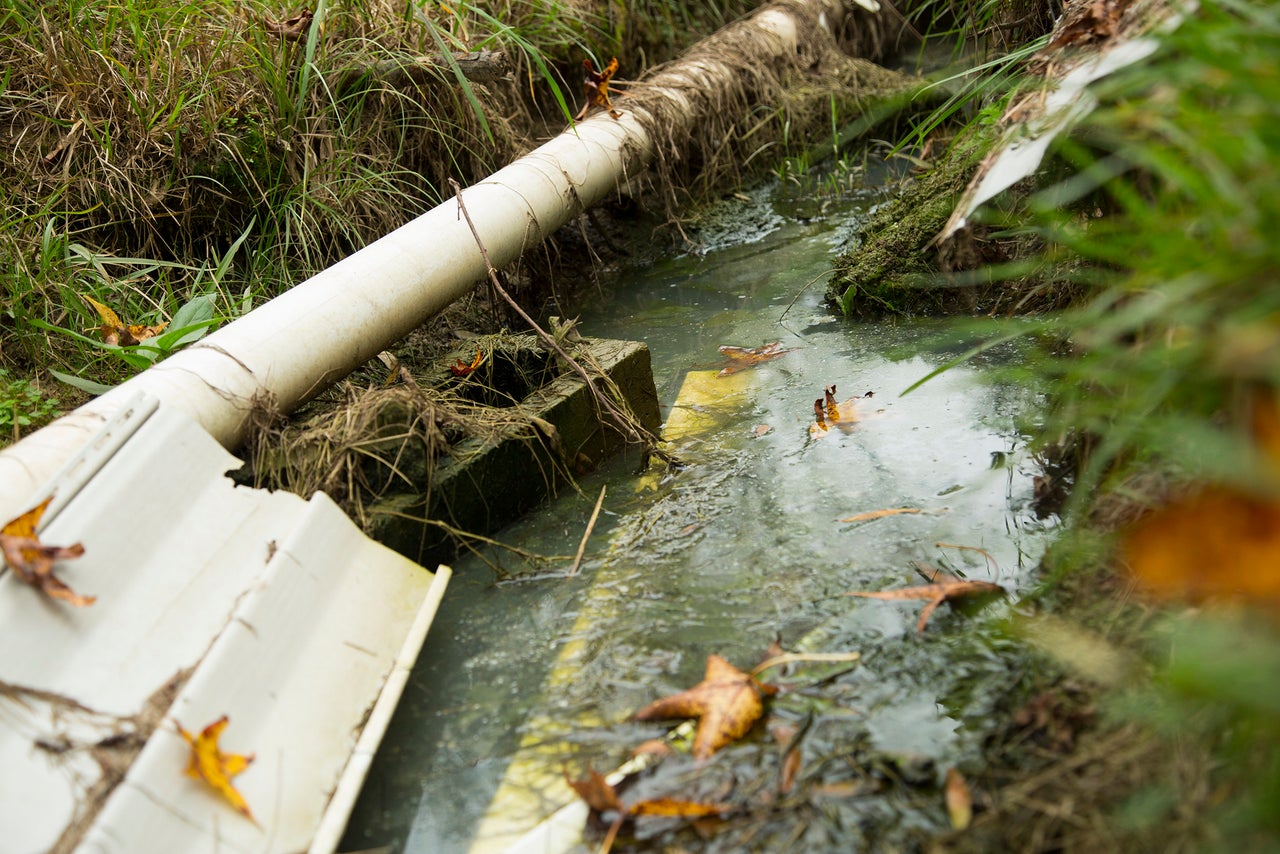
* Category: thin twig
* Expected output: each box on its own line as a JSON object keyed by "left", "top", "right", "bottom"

{"left": 569, "top": 484, "right": 607, "bottom": 577}
{"left": 936, "top": 541, "right": 1002, "bottom": 582}
{"left": 778, "top": 270, "right": 827, "bottom": 322}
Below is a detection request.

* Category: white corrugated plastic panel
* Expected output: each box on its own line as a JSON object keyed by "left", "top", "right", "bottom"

{"left": 0, "top": 395, "right": 449, "bottom": 853}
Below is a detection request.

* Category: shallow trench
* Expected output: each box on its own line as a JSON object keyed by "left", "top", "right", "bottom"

{"left": 340, "top": 164, "right": 1057, "bottom": 853}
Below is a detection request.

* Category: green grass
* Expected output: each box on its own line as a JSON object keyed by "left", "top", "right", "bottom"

{"left": 0, "top": 0, "right": 753, "bottom": 443}
{"left": 0, "top": 368, "right": 60, "bottom": 442}
{"left": 915, "top": 0, "right": 1280, "bottom": 843}
{"left": 1010, "top": 0, "right": 1280, "bottom": 503}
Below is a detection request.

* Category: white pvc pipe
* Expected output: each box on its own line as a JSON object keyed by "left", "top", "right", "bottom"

{"left": 0, "top": 0, "right": 847, "bottom": 522}
{"left": 0, "top": 113, "right": 648, "bottom": 520}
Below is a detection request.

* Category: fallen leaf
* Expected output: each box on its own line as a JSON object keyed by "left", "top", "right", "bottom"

{"left": 574, "top": 57, "right": 623, "bottom": 121}
{"left": 377, "top": 350, "right": 414, "bottom": 387}
{"left": 0, "top": 496, "right": 92, "bottom": 606}
{"left": 628, "top": 797, "right": 732, "bottom": 819}
{"left": 845, "top": 571, "right": 1004, "bottom": 635}
{"left": 1046, "top": 0, "right": 1127, "bottom": 48}
{"left": 945, "top": 767, "right": 973, "bottom": 830}
{"left": 752, "top": 424, "right": 772, "bottom": 438}
{"left": 566, "top": 766, "right": 734, "bottom": 851}
{"left": 177, "top": 716, "right": 256, "bottom": 822}
{"left": 716, "top": 342, "right": 796, "bottom": 377}
{"left": 812, "top": 779, "right": 880, "bottom": 799}
{"left": 449, "top": 347, "right": 484, "bottom": 377}
{"left": 809, "top": 385, "right": 869, "bottom": 438}
{"left": 1123, "top": 392, "right": 1280, "bottom": 612}
{"left": 777, "top": 729, "right": 802, "bottom": 794}
{"left": 564, "top": 766, "right": 622, "bottom": 814}
{"left": 633, "top": 654, "right": 770, "bottom": 760}
{"left": 263, "top": 8, "right": 314, "bottom": 41}
{"left": 1124, "top": 490, "right": 1280, "bottom": 611}
{"left": 82, "top": 293, "right": 167, "bottom": 346}
{"left": 840, "top": 507, "right": 924, "bottom": 523}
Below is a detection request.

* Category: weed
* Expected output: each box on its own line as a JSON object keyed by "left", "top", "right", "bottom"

{"left": 0, "top": 369, "right": 60, "bottom": 445}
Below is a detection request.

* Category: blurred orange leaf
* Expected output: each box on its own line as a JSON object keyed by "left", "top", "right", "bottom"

{"left": 82, "top": 294, "right": 167, "bottom": 346}
{"left": 0, "top": 495, "right": 92, "bottom": 606}
{"left": 1124, "top": 487, "right": 1280, "bottom": 610}
{"left": 1124, "top": 393, "right": 1280, "bottom": 612}
{"left": 945, "top": 767, "right": 973, "bottom": 830}
{"left": 716, "top": 342, "right": 796, "bottom": 377}
{"left": 845, "top": 571, "right": 1004, "bottom": 635}
{"left": 628, "top": 797, "right": 731, "bottom": 819}
{"left": 633, "top": 654, "right": 770, "bottom": 760}
{"left": 178, "top": 716, "right": 256, "bottom": 822}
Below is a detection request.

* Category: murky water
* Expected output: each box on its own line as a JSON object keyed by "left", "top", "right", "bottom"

{"left": 341, "top": 176, "right": 1055, "bottom": 853}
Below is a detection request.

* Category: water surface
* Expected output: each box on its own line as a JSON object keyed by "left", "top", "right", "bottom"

{"left": 342, "top": 178, "right": 1053, "bottom": 853}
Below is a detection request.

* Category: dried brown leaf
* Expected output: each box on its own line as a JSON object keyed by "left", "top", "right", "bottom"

{"left": 0, "top": 496, "right": 93, "bottom": 606}
{"left": 840, "top": 507, "right": 924, "bottom": 523}
{"left": 845, "top": 577, "right": 1004, "bottom": 635}
{"left": 716, "top": 342, "right": 796, "bottom": 377}
{"left": 564, "top": 766, "right": 622, "bottom": 813}
{"left": 633, "top": 654, "right": 768, "bottom": 760}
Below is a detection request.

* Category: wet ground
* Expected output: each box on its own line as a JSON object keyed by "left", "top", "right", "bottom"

{"left": 341, "top": 171, "right": 1056, "bottom": 853}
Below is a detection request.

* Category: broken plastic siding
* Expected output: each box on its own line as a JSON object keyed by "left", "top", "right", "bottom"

{"left": 0, "top": 395, "right": 449, "bottom": 853}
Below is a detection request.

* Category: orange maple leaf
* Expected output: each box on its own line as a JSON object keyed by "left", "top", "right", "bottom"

{"left": 82, "top": 293, "right": 167, "bottom": 346}
{"left": 845, "top": 568, "right": 1004, "bottom": 635}
{"left": 716, "top": 342, "right": 796, "bottom": 377}
{"left": 0, "top": 495, "right": 92, "bottom": 606}
{"left": 574, "top": 57, "right": 623, "bottom": 121}
{"left": 633, "top": 654, "right": 772, "bottom": 760}
{"left": 177, "top": 716, "right": 257, "bottom": 822}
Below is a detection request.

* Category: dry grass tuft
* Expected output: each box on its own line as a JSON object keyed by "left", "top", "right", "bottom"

{"left": 621, "top": 0, "right": 917, "bottom": 220}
